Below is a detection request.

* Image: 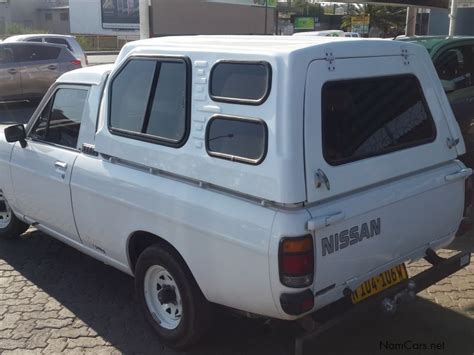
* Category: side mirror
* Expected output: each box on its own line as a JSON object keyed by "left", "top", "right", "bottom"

{"left": 441, "top": 80, "right": 456, "bottom": 93}
{"left": 4, "top": 124, "right": 27, "bottom": 148}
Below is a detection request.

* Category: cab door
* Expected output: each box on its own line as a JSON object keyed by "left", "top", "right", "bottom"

{"left": 0, "top": 45, "right": 22, "bottom": 101}
{"left": 10, "top": 85, "right": 90, "bottom": 243}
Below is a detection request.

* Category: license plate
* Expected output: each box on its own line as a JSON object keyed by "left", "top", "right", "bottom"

{"left": 351, "top": 264, "right": 408, "bottom": 304}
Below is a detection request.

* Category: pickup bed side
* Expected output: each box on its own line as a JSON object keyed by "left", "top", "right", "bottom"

{"left": 70, "top": 154, "right": 280, "bottom": 317}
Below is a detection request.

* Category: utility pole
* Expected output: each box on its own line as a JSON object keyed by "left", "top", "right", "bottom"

{"left": 448, "top": 0, "right": 458, "bottom": 36}
{"left": 405, "top": 6, "right": 417, "bottom": 36}
{"left": 264, "top": 0, "right": 268, "bottom": 35}
{"left": 139, "top": 0, "right": 150, "bottom": 39}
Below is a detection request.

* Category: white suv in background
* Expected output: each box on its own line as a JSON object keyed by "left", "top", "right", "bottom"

{"left": 4, "top": 34, "right": 87, "bottom": 67}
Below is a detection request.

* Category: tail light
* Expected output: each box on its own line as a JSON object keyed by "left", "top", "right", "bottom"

{"left": 279, "top": 235, "right": 314, "bottom": 288}
{"left": 71, "top": 59, "right": 82, "bottom": 67}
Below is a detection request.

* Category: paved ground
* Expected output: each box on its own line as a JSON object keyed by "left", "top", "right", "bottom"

{"left": 0, "top": 230, "right": 471, "bottom": 355}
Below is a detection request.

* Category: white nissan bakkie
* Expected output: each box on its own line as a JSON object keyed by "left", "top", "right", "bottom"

{"left": 0, "top": 36, "right": 472, "bottom": 349}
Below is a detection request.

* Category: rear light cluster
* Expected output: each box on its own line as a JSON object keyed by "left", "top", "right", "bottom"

{"left": 71, "top": 59, "right": 82, "bottom": 67}
{"left": 279, "top": 235, "right": 314, "bottom": 288}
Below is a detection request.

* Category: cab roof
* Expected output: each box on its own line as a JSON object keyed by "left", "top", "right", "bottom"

{"left": 57, "top": 64, "right": 113, "bottom": 86}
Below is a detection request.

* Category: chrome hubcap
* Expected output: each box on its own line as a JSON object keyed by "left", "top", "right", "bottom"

{"left": 0, "top": 192, "right": 11, "bottom": 229}
{"left": 144, "top": 265, "right": 182, "bottom": 330}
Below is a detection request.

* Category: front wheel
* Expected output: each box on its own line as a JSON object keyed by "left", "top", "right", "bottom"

{"left": 0, "top": 193, "right": 29, "bottom": 239}
{"left": 135, "top": 245, "right": 213, "bottom": 349}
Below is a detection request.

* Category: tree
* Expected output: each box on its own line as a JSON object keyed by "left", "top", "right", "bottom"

{"left": 341, "top": 4, "right": 407, "bottom": 38}
{"left": 291, "top": 0, "right": 321, "bottom": 16}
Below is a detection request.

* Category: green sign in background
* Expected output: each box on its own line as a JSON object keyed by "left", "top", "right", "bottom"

{"left": 294, "top": 17, "right": 315, "bottom": 30}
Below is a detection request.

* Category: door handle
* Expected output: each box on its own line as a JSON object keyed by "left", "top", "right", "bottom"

{"left": 7, "top": 68, "right": 17, "bottom": 75}
{"left": 445, "top": 168, "right": 472, "bottom": 182}
{"left": 307, "top": 211, "right": 346, "bottom": 231}
{"left": 54, "top": 161, "right": 68, "bottom": 170}
{"left": 47, "top": 65, "right": 57, "bottom": 70}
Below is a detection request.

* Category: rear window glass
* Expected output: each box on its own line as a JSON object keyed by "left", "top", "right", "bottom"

{"left": 15, "top": 44, "right": 60, "bottom": 61}
{"left": 210, "top": 62, "right": 271, "bottom": 104}
{"left": 206, "top": 116, "right": 267, "bottom": 164}
{"left": 45, "top": 38, "right": 72, "bottom": 51}
{"left": 322, "top": 75, "right": 436, "bottom": 166}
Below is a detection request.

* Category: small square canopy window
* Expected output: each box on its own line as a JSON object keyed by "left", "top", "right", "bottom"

{"left": 210, "top": 62, "right": 271, "bottom": 105}
{"left": 206, "top": 116, "right": 267, "bottom": 165}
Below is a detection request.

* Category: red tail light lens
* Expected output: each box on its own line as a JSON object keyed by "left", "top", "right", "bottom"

{"left": 279, "top": 235, "right": 314, "bottom": 288}
{"left": 71, "top": 59, "right": 81, "bottom": 66}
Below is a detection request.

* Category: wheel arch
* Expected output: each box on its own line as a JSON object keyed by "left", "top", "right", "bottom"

{"left": 127, "top": 230, "right": 191, "bottom": 276}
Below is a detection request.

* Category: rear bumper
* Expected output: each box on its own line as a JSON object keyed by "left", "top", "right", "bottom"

{"left": 402, "top": 250, "right": 470, "bottom": 294}
{"left": 282, "top": 249, "right": 470, "bottom": 318}
{"left": 292, "top": 250, "right": 471, "bottom": 349}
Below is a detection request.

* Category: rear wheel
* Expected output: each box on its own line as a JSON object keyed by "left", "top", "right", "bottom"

{"left": 135, "top": 245, "right": 212, "bottom": 349}
{"left": 0, "top": 193, "right": 29, "bottom": 239}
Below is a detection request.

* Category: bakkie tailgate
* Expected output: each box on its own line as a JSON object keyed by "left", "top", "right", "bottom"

{"left": 307, "top": 162, "right": 467, "bottom": 305}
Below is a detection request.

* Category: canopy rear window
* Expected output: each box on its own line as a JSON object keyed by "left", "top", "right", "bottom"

{"left": 322, "top": 74, "right": 437, "bottom": 166}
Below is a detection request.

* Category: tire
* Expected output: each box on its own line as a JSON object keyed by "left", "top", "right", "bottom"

{"left": 135, "top": 244, "right": 213, "bottom": 349}
{"left": 0, "top": 194, "right": 29, "bottom": 239}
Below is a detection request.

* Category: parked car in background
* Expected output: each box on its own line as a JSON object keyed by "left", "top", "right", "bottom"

{"left": 399, "top": 36, "right": 474, "bottom": 168}
{"left": 4, "top": 34, "right": 87, "bottom": 67}
{"left": 293, "top": 30, "right": 345, "bottom": 37}
{"left": 344, "top": 32, "right": 361, "bottom": 38}
{"left": 0, "top": 42, "right": 82, "bottom": 103}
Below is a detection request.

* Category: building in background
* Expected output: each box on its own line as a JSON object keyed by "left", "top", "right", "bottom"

{"left": 150, "top": 0, "right": 275, "bottom": 36}
{"left": 427, "top": 7, "right": 474, "bottom": 35}
{"left": 69, "top": 0, "right": 276, "bottom": 37}
{"left": 0, "top": 0, "right": 70, "bottom": 35}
